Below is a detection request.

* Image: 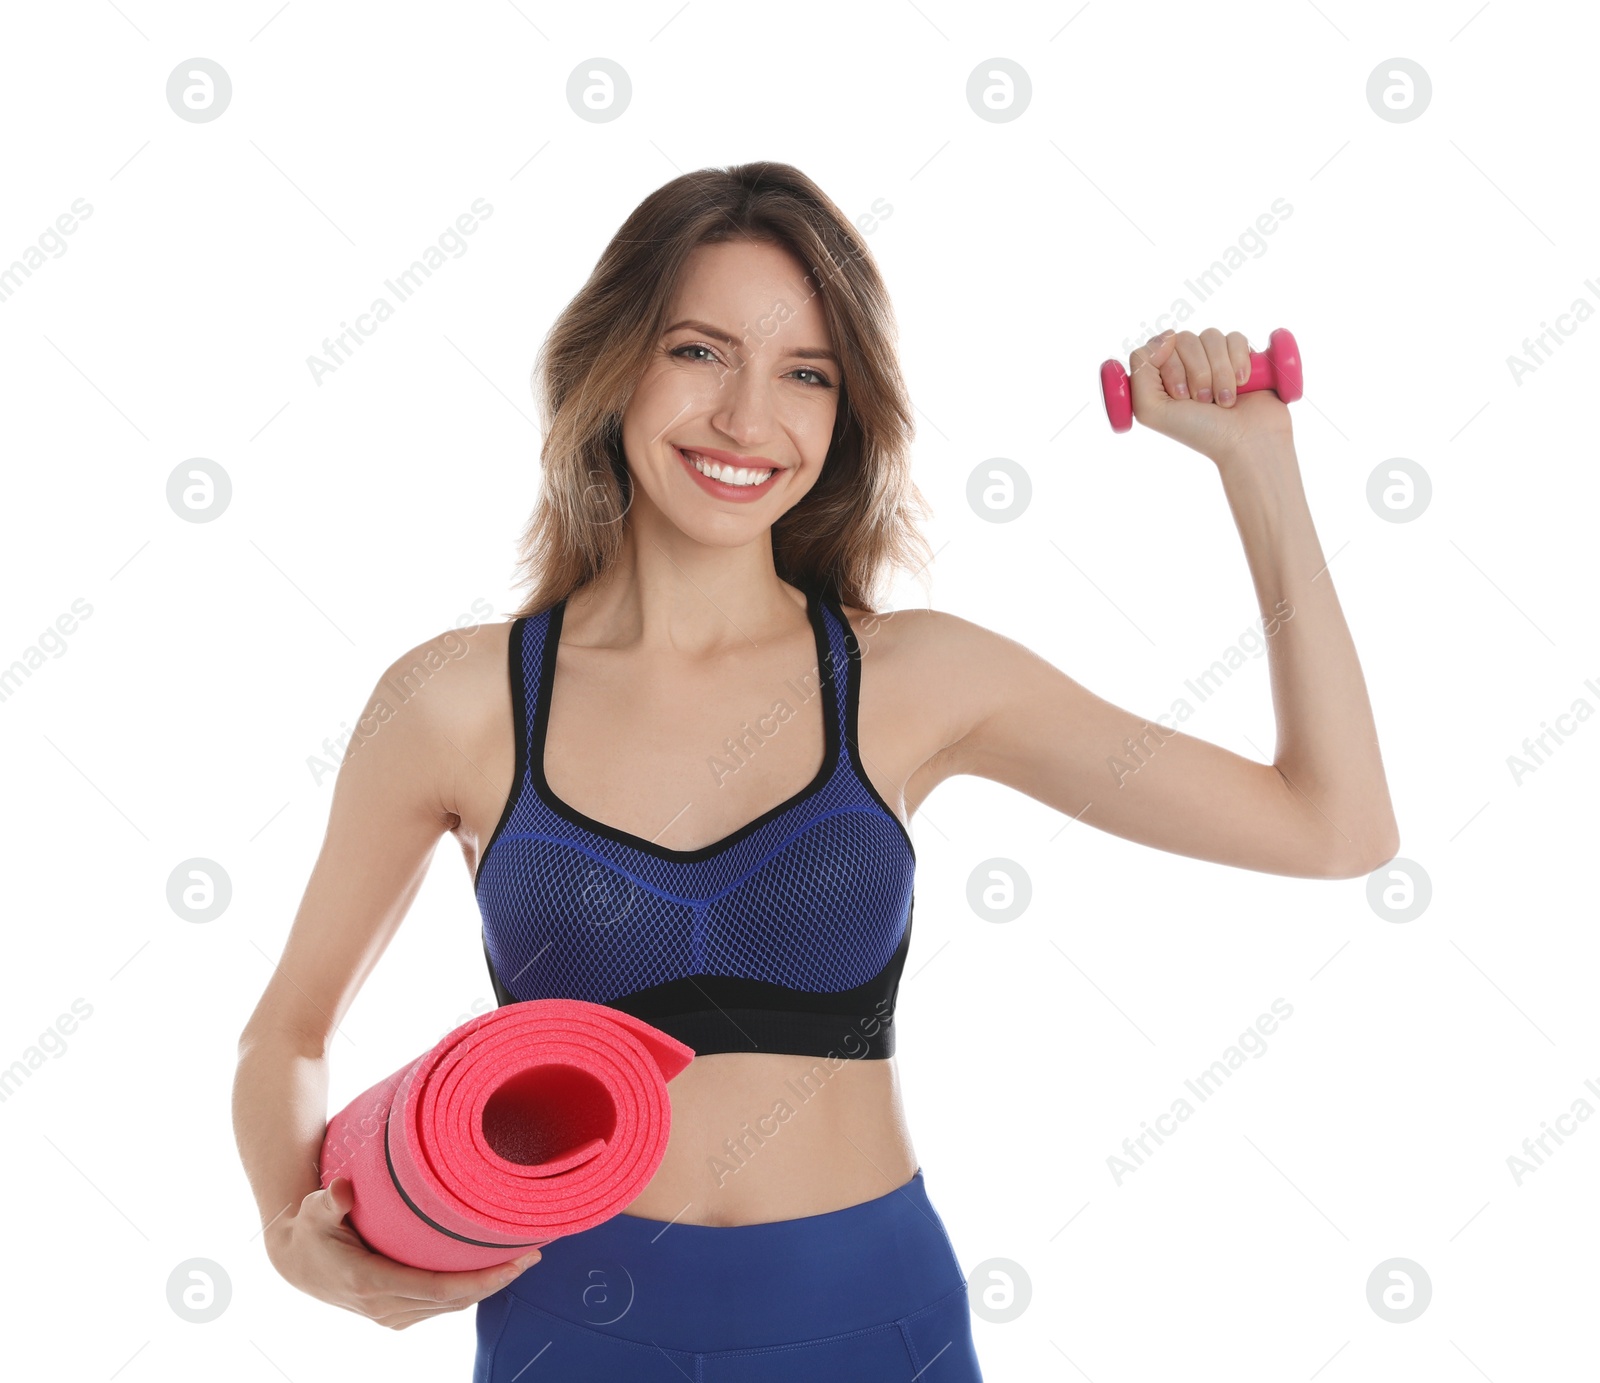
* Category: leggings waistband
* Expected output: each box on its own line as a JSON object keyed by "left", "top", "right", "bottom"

{"left": 503, "top": 1167, "right": 968, "bottom": 1350}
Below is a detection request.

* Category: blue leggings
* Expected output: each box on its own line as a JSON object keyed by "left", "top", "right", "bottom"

{"left": 474, "top": 1168, "right": 985, "bottom": 1380}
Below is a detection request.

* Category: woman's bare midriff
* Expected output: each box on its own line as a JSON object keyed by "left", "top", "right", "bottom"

{"left": 614, "top": 1051, "right": 919, "bottom": 1225}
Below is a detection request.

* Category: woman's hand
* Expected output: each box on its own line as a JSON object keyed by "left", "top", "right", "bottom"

{"left": 266, "top": 1176, "right": 543, "bottom": 1330}
{"left": 1126, "top": 327, "right": 1293, "bottom": 464}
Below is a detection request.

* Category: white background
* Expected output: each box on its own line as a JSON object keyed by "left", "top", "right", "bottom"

{"left": 1, "top": 1, "right": 1594, "bottom": 1379}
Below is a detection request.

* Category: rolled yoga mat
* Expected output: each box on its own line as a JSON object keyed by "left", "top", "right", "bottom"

{"left": 318, "top": 998, "right": 695, "bottom": 1271}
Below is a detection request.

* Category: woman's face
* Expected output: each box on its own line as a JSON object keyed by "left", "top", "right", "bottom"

{"left": 620, "top": 237, "right": 839, "bottom": 547}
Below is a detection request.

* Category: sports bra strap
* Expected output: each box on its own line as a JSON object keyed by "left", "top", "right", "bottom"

{"left": 815, "top": 590, "right": 853, "bottom": 769}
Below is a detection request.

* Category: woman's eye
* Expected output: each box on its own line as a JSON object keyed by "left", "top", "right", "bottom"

{"left": 671, "top": 343, "right": 718, "bottom": 364}
{"left": 791, "top": 367, "right": 832, "bottom": 388}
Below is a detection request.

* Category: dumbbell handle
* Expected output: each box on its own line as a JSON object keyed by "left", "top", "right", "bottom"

{"left": 1099, "top": 327, "right": 1303, "bottom": 433}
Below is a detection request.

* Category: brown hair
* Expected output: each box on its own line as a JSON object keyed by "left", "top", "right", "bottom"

{"left": 507, "top": 161, "right": 933, "bottom": 618}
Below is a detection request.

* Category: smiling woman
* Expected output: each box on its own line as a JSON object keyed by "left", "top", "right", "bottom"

{"left": 235, "top": 158, "right": 1397, "bottom": 1381}
{"left": 444, "top": 170, "right": 985, "bottom": 1372}
{"left": 508, "top": 164, "right": 932, "bottom": 617}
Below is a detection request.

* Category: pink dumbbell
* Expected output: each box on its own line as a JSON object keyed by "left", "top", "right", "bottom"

{"left": 1099, "top": 327, "right": 1303, "bottom": 433}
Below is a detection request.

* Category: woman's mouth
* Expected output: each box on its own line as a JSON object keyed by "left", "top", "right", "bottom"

{"left": 674, "top": 445, "right": 781, "bottom": 501}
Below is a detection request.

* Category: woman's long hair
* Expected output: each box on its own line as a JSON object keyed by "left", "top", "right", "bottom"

{"left": 508, "top": 161, "right": 933, "bottom": 618}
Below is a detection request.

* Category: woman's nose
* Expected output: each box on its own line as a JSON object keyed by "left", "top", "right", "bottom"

{"left": 709, "top": 375, "right": 776, "bottom": 440}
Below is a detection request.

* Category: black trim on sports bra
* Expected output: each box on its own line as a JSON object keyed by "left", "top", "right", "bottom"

{"left": 604, "top": 899, "right": 913, "bottom": 1059}
{"left": 474, "top": 616, "right": 530, "bottom": 890}
{"left": 475, "top": 587, "right": 917, "bottom": 885}
{"left": 528, "top": 585, "right": 839, "bottom": 863}
{"left": 825, "top": 590, "right": 917, "bottom": 862}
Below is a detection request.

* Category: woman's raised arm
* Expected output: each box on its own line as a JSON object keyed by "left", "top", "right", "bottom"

{"left": 909, "top": 328, "right": 1399, "bottom": 880}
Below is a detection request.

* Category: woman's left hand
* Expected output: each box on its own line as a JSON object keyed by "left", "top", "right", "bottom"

{"left": 1126, "top": 327, "right": 1293, "bottom": 464}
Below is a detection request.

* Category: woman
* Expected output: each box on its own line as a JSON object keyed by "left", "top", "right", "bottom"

{"left": 234, "top": 161, "right": 1399, "bottom": 1380}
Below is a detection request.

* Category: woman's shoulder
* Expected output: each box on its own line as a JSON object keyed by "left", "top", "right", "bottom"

{"left": 833, "top": 598, "right": 1000, "bottom": 668}
{"left": 831, "top": 596, "right": 1043, "bottom": 723}
{"left": 361, "top": 615, "right": 521, "bottom": 744}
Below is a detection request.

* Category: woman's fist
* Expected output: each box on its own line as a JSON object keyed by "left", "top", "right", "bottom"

{"left": 1127, "top": 327, "right": 1292, "bottom": 462}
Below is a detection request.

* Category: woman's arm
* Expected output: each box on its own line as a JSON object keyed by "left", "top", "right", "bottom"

{"left": 1211, "top": 429, "right": 1398, "bottom": 872}
{"left": 916, "top": 327, "right": 1399, "bottom": 880}
{"left": 233, "top": 1028, "right": 336, "bottom": 1258}
{"left": 232, "top": 629, "right": 481, "bottom": 1260}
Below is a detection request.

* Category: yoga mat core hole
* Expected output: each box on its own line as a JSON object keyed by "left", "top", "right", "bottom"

{"left": 481, "top": 1064, "right": 618, "bottom": 1168}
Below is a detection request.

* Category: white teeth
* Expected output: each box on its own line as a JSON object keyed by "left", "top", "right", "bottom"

{"left": 681, "top": 449, "right": 774, "bottom": 487}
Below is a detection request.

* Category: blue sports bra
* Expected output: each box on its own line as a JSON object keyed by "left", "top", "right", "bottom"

{"left": 474, "top": 585, "right": 916, "bottom": 1060}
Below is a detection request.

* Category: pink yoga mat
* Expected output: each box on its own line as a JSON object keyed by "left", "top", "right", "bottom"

{"left": 318, "top": 998, "right": 695, "bottom": 1271}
